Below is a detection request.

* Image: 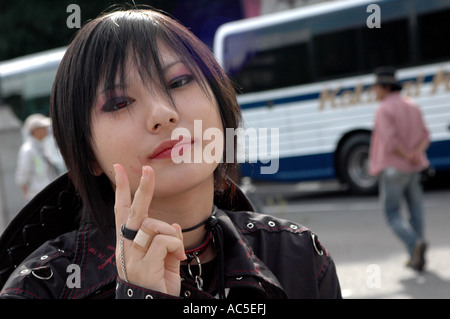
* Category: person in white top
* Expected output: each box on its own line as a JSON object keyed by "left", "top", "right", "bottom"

{"left": 15, "top": 114, "right": 59, "bottom": 201}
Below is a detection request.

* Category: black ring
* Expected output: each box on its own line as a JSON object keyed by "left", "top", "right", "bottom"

{"left": 120, "top": 224, "right": 138, "bottom": 240}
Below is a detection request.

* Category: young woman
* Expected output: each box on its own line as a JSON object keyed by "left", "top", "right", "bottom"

{"left": 0, "top": 8, "right": 341, "bottom": 299}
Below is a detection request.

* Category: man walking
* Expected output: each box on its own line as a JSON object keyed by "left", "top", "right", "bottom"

{"left": 369, "top": 67, "right": 430, "bottom": 272}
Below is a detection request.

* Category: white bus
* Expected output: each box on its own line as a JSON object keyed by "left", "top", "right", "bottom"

{"left": 0, "top": 46, "right": 67, "bottom": 122}
{"left": 214, "top": 0, "right": 450, "bottom": 193}
{"left": 0, "top": 47, "right": 66, "bottom": 120}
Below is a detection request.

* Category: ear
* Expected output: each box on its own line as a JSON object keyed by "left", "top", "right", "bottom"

{"left": 91, "top": 161, "right": 104, "bottom": 176}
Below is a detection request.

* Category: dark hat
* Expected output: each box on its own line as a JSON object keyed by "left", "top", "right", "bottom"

{"left": 374, "top": 66, "right": 402, "bottom": 88}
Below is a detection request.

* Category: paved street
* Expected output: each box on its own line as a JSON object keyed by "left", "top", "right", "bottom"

{"left": 248, "top": 176, "right": 450, "bottom": 299}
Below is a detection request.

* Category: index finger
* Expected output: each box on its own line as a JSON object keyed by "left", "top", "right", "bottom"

{"left": 113, "top": 164, "right": 155, "bottom": 234}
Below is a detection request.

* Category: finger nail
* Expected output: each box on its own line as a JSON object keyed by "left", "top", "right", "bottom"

{"left": 142, "top": 166, "right": 149, "bottom": 177}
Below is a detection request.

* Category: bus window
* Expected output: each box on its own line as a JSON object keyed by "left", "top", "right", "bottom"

{"left": 224, "top": 25, "right": 312, "bottom": 94}
{"left": 313, "top": 28, "right": 360, "bottom": 79}
{"left": 0, "top": 47, "right": 64, "bottom": 121}
{"left": 230, "top": 41, "right": 311, "bottom": 94}
{"left": 362, "top": 18, "right": 411, "bottom": 71}
{"left": 1, "top": 68, "right": 56, "bottom": 120}
{"left": 418, "top": 8, "right": 450, "bottom": 63}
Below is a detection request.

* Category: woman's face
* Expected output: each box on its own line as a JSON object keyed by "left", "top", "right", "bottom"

{"left": 90, "top": 43, "right": 224, "bottom": 198}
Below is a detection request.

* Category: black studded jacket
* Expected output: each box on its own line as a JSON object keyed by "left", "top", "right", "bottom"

{"left": 0, "top": 174, "right": 341, "bottom": 299}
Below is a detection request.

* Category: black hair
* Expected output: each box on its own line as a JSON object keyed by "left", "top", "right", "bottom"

{"left": 50, "top": 8, "right": 241, "bottom": 228}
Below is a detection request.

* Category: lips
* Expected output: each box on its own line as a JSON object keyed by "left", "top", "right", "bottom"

{"left": 149, "top": 137, "right": 193, "bottom": 160}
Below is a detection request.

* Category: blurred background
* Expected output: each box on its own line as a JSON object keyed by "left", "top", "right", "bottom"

{"left": 0, "top": 0, "right": 449, "bottom": 298}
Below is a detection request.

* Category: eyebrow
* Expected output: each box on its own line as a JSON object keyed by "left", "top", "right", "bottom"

{"left": 100, "top": 84, "right": 127, "bottom": 95}
{"left": 162, "top": 59, "right": 183, "bottom": 72}
{"left": 99, "top": 59, "right": 184, "bottom": 95}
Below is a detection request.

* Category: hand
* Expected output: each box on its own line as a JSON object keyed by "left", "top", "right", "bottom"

{"left": 403, "top": 151, "right": 422, "bottom": 166}
{"left": 113, "top": 164, "right": 186, "bottom": 296}
{"left": 395, "top": 147, "right": 421, "bottom": 166}
{"left": 408, "top": 153, "right": 421, "bottom": 166}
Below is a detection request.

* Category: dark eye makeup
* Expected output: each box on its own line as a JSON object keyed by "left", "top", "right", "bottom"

{"left": 101, "top": 96, "right": 136, "bottom": 112}
{"left": 168, "top": 74, "right": 194, "bottom": 89}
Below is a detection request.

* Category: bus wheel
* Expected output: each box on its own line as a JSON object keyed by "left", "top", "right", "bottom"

{"left": 338, "top": 134, "right": 378, "bottom": 194}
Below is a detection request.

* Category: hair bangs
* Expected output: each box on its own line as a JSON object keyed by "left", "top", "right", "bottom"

{"left": 95, "top": 10, "right": 211, "bottom": 106}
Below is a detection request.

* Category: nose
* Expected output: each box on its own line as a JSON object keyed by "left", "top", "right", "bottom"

{"left": 146, "top": 97, "right": 179, "bottom": 133}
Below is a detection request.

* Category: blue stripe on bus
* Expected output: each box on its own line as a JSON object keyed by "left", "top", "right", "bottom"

{"left": 241, "top": 92, "right": 321, "bottom": 109}
{"left": 240, "top": 152, "right": 335, "bottom": 182}
{"left": 240, "top": 139, "right": 450, "bottom": 182}
{"left": 427, "top": 139, "right": 450, "bottom": 171}
{"left": 239, "top": 74, "right": 436, "bottom": 110}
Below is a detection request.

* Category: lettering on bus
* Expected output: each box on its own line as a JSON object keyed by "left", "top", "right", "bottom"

{"left": 319, "top": 83, "right": 376, "bottom": 110}
{"left": 319, "top": 69, "right": 450, "bottom": 111}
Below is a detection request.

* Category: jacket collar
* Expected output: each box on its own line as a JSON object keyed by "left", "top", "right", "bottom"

{"left": 214, "top": 208, "right": 287, "bottom": 298}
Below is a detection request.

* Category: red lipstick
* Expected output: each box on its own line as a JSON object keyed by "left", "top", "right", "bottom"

{"left": 150, "top": 137, "right": 193, "bottom": 160}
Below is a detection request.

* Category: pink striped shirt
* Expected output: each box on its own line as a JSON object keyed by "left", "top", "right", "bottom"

{"left": 369, "top": 92, "right": 430, "bottom": 176}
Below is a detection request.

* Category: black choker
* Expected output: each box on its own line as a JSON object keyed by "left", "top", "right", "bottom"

{"left": 181, "top": 206, "right": 222, "bottom": 293}
{"left": 182, "top": 206, "right": 218, "bottom": 233}
{"left": 182, "top": 219, "right": 208, "bottom": 233}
